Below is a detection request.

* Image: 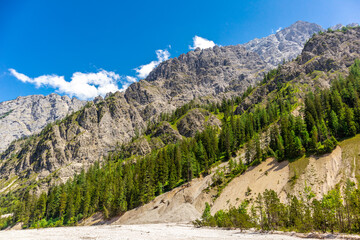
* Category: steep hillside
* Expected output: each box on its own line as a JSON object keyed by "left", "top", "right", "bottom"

{"left": 0, "top": 94, "right": 85, "bottom": 152}
{"left": 109, "top": 140, "right": 352, "bottom": 225}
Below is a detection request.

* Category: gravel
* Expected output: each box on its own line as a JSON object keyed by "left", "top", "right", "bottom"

{"left": 1, "top": 223, "right": 317, "bottom": 240}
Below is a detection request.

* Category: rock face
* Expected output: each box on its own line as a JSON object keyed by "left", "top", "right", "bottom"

{"left": 243, "top": 21, "right": 323, "bottom": 68}
{"left": 177, "top": 109, "right": 221, "bottom": 137}
{"left": 0, "top": 94, "right": 85, "bottom": 153}
{"left": 151, "top": 122, "right": 182, "bottom": 145}
{"left": 2, "top": 22, "right": 357, "bottom": 191}
{"left": 137, "top": 44, "right": 268, "bottom": 112}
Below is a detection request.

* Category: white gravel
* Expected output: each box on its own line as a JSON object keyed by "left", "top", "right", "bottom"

{"left": 0, "top": 223, "right": 317, "bottom": 240}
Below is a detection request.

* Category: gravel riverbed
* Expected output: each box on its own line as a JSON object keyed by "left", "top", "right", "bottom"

{"left": 0, "top": 223, "right": 319, "bottom": 240}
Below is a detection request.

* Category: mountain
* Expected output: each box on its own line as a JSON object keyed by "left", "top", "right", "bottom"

{"left": 1, "top": 22, "right": 360, "bottom": 232}
{"left": 0, "top": 21, "right": 346, "bottom": 192}
{"left": 243, "top": 21, "right": 323, "bottom": 67}
{"left": 4, "top": 25, "right": 360, "bottom": 231}
{"left": 0, "top": 94, "right": 85, "bottom": 153}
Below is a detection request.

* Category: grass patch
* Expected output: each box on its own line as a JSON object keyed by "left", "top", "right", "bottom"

{"left": 339, "top": 134, "right": 360, "bottom": 182}
{"left": 288, "top": 155, "right": 309, "bottom": 185}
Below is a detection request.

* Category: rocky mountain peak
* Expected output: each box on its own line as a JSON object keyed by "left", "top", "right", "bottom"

{"left": 276, "top": 21, "right": 323, "bottom": 44}
{"left": 243, "top": 21, "right": 323, "bottom": 67}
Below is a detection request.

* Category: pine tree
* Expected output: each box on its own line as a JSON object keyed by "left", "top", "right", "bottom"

{"left": 59, "top": 190, "right": 67, "bottom": 219}
{"left": 245, "top": 142, "right": 252, "bottom": 165}
{"left": 82, "top": 186, "right": 91, "bottom": 217}
{"left": 293, "top": 136, "right": 305, "bottom": 158}
{"left": 254, "top": 134, "right": 261, "bottom": 163}
{"left": 309, "top": 126, "right": 318, "bottom": 152}
{"left": 329, "top": 110, "right": 339, "bottom": 136}
{"left": 168, "top": 161, "right": 177, "bottom": 189}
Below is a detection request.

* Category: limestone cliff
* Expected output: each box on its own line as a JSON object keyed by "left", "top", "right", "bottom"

{"left": 0, "top": 94, "right": 85, "bottom": 153}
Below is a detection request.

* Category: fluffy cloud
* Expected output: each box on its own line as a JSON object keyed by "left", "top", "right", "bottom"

{"left": 9, "top": 48, "right": 171, "bottom": 100}
{"left": 9, "top": 68, "right": 124, "bottom": 100}
{"left": 135, "top": 49, "right": 170, "bottom": 79}
{"left": 189, "top": 35, "right": 216, "bottom": 50}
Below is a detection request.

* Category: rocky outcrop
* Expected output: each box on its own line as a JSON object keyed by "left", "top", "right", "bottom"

{"left": 0, "top": 93, "right": 85, "bottom": 153}
{"left": 151, "top": 122, "right": 182, "bottom": 145}
{"left": 177, "top": 109, "right": 221, "bottom": 137}
{"left": 243, "top": 21, "right": 323, "bottom": 68}
{"left": 121, "top": 122, "right": 182, "bottom": 157}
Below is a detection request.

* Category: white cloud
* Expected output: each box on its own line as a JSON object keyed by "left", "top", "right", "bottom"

{"left": 134, "top": 49, "right": 170, "bottom": 79}
{"left": 276, "top": 27, "right": 282, "bottom": 33}
{"left": 125, "top": 76, "right": 137, "bottom": 83}
{"left": 9, "top": 48, "right": 171, "bottom": 99}
{"left": 9, "top": 68, "right": 125, "bottom": 100}
{"left": 189, "top": 35, "right": 216, "bottom": 50}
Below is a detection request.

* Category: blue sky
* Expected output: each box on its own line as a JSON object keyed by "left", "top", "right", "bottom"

{"left": 0, "top": 0, "right": 359, "bottom": 102}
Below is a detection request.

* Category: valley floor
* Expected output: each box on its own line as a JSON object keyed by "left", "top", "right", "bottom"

{"left": 0, "top": 223, "right": 319, "bottom": 240}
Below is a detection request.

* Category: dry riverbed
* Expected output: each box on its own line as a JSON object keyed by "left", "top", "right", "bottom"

{"left": 0, "top": 223, "right": 323, "bottom": 240}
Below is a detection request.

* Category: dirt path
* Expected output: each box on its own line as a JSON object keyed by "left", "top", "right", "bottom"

{"left": 1, "top": 223, "right": 317, "bottom": 240}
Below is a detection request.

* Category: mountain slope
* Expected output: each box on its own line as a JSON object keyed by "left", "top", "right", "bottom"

{"left": 111, "top": 142, "right": 348, "bottom": 224}
{"left": 0, "top": 94, "right": 85, "bottom": 153}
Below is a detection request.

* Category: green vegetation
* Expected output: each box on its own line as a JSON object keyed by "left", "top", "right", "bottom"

{"left": 196, "top": 181, "right": 360, "bottom": 234}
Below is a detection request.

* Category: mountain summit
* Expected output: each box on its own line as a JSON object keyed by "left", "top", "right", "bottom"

{"left": 243, "top": 21, "right": 323, "bottom": 67}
